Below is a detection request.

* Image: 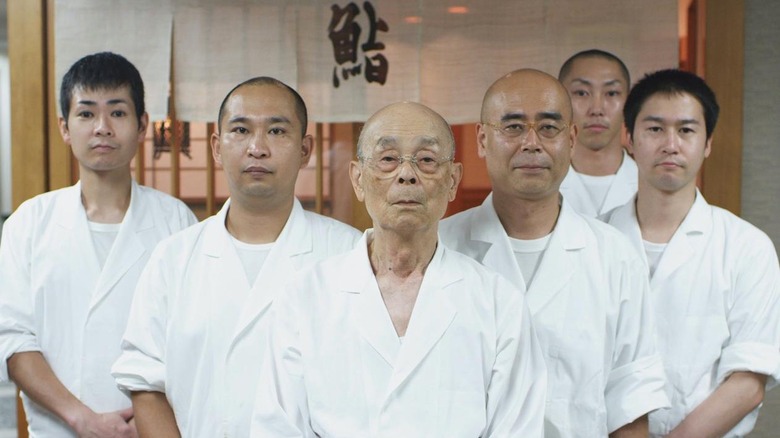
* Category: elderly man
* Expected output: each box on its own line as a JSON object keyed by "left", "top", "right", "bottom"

{"left": 558, "top": 49, "right": 637, "bottom": 217}
{"left": 440, "top": 69, "right": 668, "bottom": 437}
{"left": 251, "top": 102, "right": 547, "bottom": 437}
{"left": 0, "top": 52, "right": 196, "bottom": 438}
{"left": 605, "top": 69, "right": 780, "bottom": 437}
{"left": 111, "top": 77, "right": 360, "bottom": 438}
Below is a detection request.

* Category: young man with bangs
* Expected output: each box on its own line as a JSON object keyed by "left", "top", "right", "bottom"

{"left": 0, "top": 52, "right": 196, "bottom": 437}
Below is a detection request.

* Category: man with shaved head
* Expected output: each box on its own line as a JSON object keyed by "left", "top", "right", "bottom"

{"left": 440, "top": 69, "right": 668, "bottom": 437}
{"left": 558, "top": 49, "right": 637, "bottom": 217}
{"left": 252, "top": 102, "right": 547, "bottom": 437}
{"left": 111, "top": 77, "right": 360, "bottom": 437}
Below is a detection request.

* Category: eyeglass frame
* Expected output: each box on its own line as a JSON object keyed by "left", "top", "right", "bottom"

{"left": 357, "top": 151, "right": 455, "bottom": 178}
{"left": 481, "top": 120, "right": 570, "bottom": 142}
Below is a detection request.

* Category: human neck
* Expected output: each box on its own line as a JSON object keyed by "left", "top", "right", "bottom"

{"left": 225, "top": 195, "right": 294, "bottom": 244}
{"left": 571, "top": 141, "right": 624, "bottom": 176}
{"left": 492, "top": 190, "right": 560, "bottom": 240}
{"left": 635, "top": 183, "right": 696, "bottom": 243}
{"left": 79, "top": 167, "right": 132, "bottom": 223}
{"left": 368, "top": 227, "right": 438, "bottom": 279}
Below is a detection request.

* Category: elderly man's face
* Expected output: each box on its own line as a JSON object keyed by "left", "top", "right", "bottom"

{"left": 478, "top": 71, "right": 576, "bottom": 202}
{"left": 350, "top": 103, "right": 462, "bottom": 234}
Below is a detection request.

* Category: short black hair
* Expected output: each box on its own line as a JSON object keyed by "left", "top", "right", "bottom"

{"left": 60, "top": 52, "right": 145, "bottom": 124}
{"left": 624, "top": 69, "right": 719, "bottom": 139}
{"left": 559, "top": 49, "right": 631, "bottom": 88}
{"left": 216, "top": 77, "right": 308, "bottom": 137}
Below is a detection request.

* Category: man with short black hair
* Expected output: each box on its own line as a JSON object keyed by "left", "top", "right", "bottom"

{"left": 0, "top": 52, "right": 196, "bottom": 438}
{"left": 606, "top": 68, "right": 780, "bottom": 437}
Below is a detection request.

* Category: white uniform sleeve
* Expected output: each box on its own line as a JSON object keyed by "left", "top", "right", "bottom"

{"left": 717, "top": 233, "right": 780, "bottom": 388}
{"left": 111, "top": 243, "right": 171, "bottom": 393}
{"left": 484, "top": 278, "right": 547, "bottom": 437}
{"left": 251, "top": 281, "right": 314, "bottom": 438}
{"left": 605, "top": 255, "right": 669, "bottom": 432}
{"left": 0, "top": 209, "right": 42, "bottom": 381}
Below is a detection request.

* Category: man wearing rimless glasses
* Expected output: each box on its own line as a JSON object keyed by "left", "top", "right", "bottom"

{"left": 440, "top": 69, "right": 669, "bottom": 437}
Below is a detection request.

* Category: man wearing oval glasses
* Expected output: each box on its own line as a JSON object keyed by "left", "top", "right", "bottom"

{"left": 252, "top": 101, "right": 547, "bottom": 437}
{"left": 440, "top": 69, "right": 669, "bottom": 437}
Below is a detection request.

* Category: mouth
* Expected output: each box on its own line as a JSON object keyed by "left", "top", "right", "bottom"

{"left": 514, "top": 163, "right": 549, "bottom": 171}
{"left": 91, "top": 143, "right": 116, "bottom": 151}
{"left": 656, "top": 160, "right": 683, "bottom": 169}
{"left": 584, "top": 123, "right": 608, "bottom": 133}
{"left": 244, "top": 165, "right": 271, "bottom": 176}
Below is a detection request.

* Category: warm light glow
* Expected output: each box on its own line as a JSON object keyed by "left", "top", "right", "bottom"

{"left": 404, "top": 15, "right": 423, "bottom": 24}
{"left": 447, "top": 6, "right": 469, "bottom": 14}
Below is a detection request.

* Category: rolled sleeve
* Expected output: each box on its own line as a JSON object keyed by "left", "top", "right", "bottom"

{"left": 111, "top": 245, "right": 171, "bottom": 394}
{"left": 606, "top": 354, "right": 668, "bottom": 432}
{"left": 0, "top": 211, "right": 41, "bottom": 381}
{"left": 717, "top": 341, "right": 780, "bottom": 389}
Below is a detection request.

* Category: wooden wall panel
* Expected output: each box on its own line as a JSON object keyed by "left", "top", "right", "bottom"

{"left": 8, "top": 0, "right": 48, "bottom": 210}
{"left": 46, "top": 0, "right": 71, "bottom": 189}
{"left": 703, "top": 0, "right": 744, "bottom": 215}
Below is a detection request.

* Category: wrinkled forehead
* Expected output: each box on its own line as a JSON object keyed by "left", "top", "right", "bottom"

{"left": 360, "top": 108, "right": 453, "bottom": 155}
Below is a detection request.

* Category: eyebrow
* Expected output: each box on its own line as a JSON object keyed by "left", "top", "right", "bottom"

{"left": 570, "top": 78, "right": 624, "bottom": 88}
{"left": 642, "top": 115, "right": 701, "bottom": 125}
{"left": 500, "top": 111, "right": 563, "bottom": 122}
{"left": 75, "top": 98, "right": 129, "bottom": 106}
{"left": 227, "top": 115, "right": 293, "bottom": 125}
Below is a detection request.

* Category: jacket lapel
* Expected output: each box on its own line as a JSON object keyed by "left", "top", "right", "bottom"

{"left": 230, "top": 199, "right": 313, "bottom": 344}
{"left": 601, "top": 151, "right": 638, "bottom": 215}
{"left": 384, "top": 244, "right": 458, "bottom": 398}
{"left": 650, "top": 192, "right": 709, "bottom": 289}
{"left": 524, "top": 201, "right": 582, "bottom": 315}
{"left": 89, "top": 181, "right": 149, "bottom": 310}
{"left": 471, "top": 194, "right": 527, "bottom": 290}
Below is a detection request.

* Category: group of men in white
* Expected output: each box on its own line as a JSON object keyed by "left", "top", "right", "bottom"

{"left": 0, "top": 49, "right": 777, "bottom": 437}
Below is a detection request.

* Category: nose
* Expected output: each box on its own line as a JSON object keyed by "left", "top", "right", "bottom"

{"left": 588, "top": 93, "right": 604, "bottom": 116}
{"left": 396, "top": 158, "right": 418, "bottom": 184}
{"left": 93, "top": 113, "right": 114, "bottom": 136}
{"left": 247, "top": 133, "right": 270, "bottom": 158}
{"left": 519, "top": 129, "right": 543, "bottom": 152}
{"left": 662, "top": 131, "right": 681, "bottom": 154}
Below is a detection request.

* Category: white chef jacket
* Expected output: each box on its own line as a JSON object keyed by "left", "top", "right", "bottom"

{"left": 251, "top": 231, "right": 548, "bottom": 438}
{"left": 440, "top": 194, "right": 669, "bottom": 437}
{"left": 112, "top": 199, "right": 360, "bottom": 438}
{"left": 0, "top": 181, "right": 196, "bottom": 437}
{"left": 559, "top": 150, "right": 638, "bottom": 218}
{"left": 605, "top": 192, "right": 780, "bottom": 437}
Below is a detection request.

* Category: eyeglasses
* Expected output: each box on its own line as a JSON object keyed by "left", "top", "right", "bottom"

{"left": 359, "top": 151, "right": 453, "bottom": 178}
{"left": 482, "top": 120, "right": 569, "bottom": 142}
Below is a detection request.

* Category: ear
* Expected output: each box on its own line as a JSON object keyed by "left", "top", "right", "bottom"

{"left": 703, "top": 136, "right": 712, "bottom": 159}
{"left": 567, "top": 123, "right": 578, "bottom": 158}
{"left": 58, "top": 117, "right": 71, "bottom": 146}
{"left": 136, "top": 113, "right": 149, "bottom": 143}
{"left": 299, "top": 134, "right": 314, "bottom": 169}
{"left": 476, "top": 123, "right": 488, "bottom": 159}
{"left": 349, "top": 160, "right": 365, "bottom": 202}
{"left": 448, "top": 162, "right": 463, "bottom": 202}
{"left": 210, "top": 131, "right": 223, "bottom": 165}
{"left": 625, "top": 132, "right": 635, "bottom": 155}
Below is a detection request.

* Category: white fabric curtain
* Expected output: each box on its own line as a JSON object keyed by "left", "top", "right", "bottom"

{"left": 55, "top": 0, "right": 678, "bottom": 124}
